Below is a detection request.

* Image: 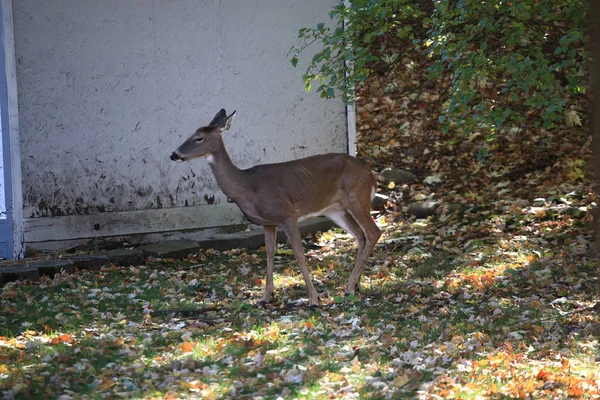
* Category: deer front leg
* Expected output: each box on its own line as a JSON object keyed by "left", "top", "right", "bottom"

{"left": 262, "top": 225, "right": 277, "bottom": 303}
{"left": 281, "top": 220, "right": 320, "bottom": 307}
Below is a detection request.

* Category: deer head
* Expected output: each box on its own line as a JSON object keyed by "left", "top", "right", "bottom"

{"left": 170, "top": 109, "right": 236, "bottom": 162}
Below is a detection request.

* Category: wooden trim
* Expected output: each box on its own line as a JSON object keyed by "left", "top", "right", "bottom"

{"left": 24, "top": 204, "right": 246, "bottom": 243}
{"left": 343, "top": 0, "right": 357, "bottom": 156}
{"left": 1, "top": 0, "right": 23, "bottom": 258}
{"left": 346, "top": 103, "right": 357, "bottom": 156}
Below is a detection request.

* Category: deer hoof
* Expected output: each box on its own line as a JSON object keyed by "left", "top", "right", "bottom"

{"left": 259, "top": 299, "right": 275, "bottom": 308}
{"left": 259, "top": 297, "right": 277, "bottom": 306}
{"left": 345, "top": 285, "right": 360, "bottom": 296}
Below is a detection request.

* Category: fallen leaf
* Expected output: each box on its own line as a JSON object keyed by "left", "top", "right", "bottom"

{"left": 179, "top": 341, "right": 196, "bottom": 353}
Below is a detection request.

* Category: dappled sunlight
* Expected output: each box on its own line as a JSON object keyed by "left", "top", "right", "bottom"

{"left": 1, "top": 178, "right": 598, "bottom": 398}
{"left": 416, "top": 335, "right": 600, "bottom": 398}
{"left": 1, "top": 222, "right": 598, "bottom": 398}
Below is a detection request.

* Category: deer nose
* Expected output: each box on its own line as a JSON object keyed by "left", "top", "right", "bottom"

{"left": 170, "top": 151, "right": 181, "bottom": 161}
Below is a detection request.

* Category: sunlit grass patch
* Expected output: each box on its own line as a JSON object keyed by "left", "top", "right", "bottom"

{"left": 432, "top": 345, "right": 600, "bottom": 399}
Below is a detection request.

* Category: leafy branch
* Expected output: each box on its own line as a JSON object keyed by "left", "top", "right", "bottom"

{"left": 290, "top": 0, "right": 590, "bottom": 138}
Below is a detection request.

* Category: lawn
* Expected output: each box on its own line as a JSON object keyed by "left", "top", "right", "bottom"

{"left": 1, "top": 184, "right": 599, "bottom": 399}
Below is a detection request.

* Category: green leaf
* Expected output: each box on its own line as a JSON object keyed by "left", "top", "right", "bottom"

{"left": 290, "top": 56, "right": 298, "bottom": 68}
{"left": 477, "top": 146, "right": 488, "bottom": 161}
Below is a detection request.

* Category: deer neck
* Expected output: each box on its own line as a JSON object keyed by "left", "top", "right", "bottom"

{"left": 206, "top": 137, "right": 248, "bottom": 200}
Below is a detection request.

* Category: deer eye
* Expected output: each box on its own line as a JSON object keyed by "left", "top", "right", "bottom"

{"left": 195, "top": 137, "right": 204, "bottom": 143}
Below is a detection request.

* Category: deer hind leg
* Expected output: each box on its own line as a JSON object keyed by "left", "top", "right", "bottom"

{"left": 280, "top": 219, "right": 320, "bottom": 306}
{"left": 323, "top": 204, "right": 367, "bottom": 287}
{"left": 262, "top": 225, "right": 277, "bottom": 303}
{"left": 343, "top": 195, "right": 382, "bottom": 296}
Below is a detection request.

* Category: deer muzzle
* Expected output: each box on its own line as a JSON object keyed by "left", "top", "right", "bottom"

{"left": 170, "top": 151, "right": 183, "bottom": 161}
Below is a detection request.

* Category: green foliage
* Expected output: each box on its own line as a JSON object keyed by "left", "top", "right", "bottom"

{"left": 289, "top": 0, "right": 431, "bottom": 104}
{"left": 290, "top": 0, "right": 589, "bottom": 136}
{"left": 429, "top": 0, "right": 589, "bottom": 134}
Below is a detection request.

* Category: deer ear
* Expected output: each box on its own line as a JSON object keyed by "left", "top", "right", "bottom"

{"left": 223, "top": 110, "right": 236, "bottom": 131}
{"left": 209, "top": 109, "right": 227, "bottom": 126}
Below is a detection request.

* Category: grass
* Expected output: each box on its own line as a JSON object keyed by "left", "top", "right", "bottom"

{"left": 1, "top": 215, "right": 599, "bottom": 399}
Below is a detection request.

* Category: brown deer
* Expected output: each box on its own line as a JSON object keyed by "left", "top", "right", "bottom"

{"left": 170, "top": 109, "right": 381, "bottom": 307}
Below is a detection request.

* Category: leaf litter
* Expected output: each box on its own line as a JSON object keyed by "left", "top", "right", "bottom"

{"left": 1, "top": 79, "right": 599, "bottom": 399}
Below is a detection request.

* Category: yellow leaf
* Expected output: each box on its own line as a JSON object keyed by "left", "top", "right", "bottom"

{"left": 414, "top": 193, "right": 427, "bottom": 201}
{"left": 0, "top": 364, "right": 8, "bottom": 374}
{"left": 524, "top": 378, "right": 536, "bottom": 392}
{"left": 326, "top": 372, "right": 346, "bottom": 382}
{"left": 490, "top": 382, "right": 498, "bottom": 393}
{"left": 351, "top": 356, "right": 361, "bottom": 372}
{"left": 566, "top": 110, "right": 582, "bottom": 127}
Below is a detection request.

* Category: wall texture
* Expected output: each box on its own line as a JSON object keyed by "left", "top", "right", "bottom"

{"left": 13, "top": 0, "right": 347, "bottom": 245}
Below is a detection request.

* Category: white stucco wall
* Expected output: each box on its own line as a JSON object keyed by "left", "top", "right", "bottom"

{"left": 12, "top": 0, "right": 347, "bottom": 245}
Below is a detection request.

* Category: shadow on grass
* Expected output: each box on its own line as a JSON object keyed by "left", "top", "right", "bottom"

{"left": 1, "top": 220, "right": 598, "bottom": 398}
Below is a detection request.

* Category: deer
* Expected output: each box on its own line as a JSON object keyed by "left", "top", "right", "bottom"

{"left": 170, "top": 109, "right": 381, "bottom": 307}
